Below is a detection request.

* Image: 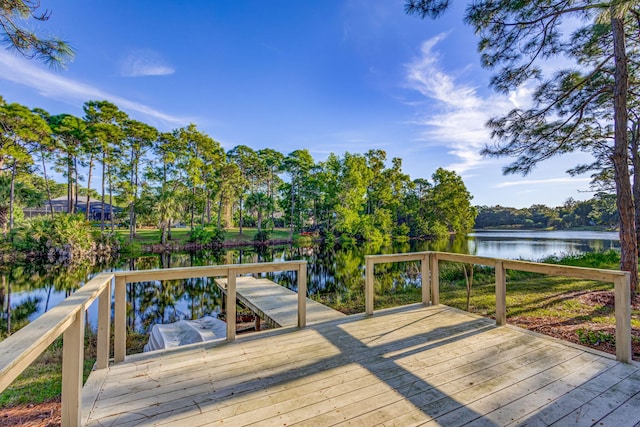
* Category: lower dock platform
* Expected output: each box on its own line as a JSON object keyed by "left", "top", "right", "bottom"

{"left": 215, "top": 276, "right": 345, "bottom": 327}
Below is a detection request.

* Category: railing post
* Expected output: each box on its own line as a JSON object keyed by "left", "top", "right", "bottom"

{"left": 422, "top": 253, "right": 431, "bottom": 305}
{"left": 114, "top": 275, "right": 126, "bottom": 363}
{"left": 298, "top": 262, "right": 307, "bottom": 328}
{"left": 61, "top": 309, "right": 85, "bottom": 427}
{"left": 430, "top": 254, "right": 439, "bottom": 305}
{"left": 365, "top": 257, "right": 374, "bottom": 315}
{"left": 96, "top": 278, "right": 112, "bottom": 370}
{"left": 495, "top": 261, "right": 506, "bottom": 326}
{"left": 226, "top": 269, "right": 237, "bottom": 341}
{"left": 614, "top": 274, "right": 632, "bottom": 363}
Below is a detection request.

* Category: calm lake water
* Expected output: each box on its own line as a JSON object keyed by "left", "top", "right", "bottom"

{"left": 467, "top": 229, "right": 620, "bottom": 260}
{"left": 0, "top": 230, "right": 621, "bottom": 334}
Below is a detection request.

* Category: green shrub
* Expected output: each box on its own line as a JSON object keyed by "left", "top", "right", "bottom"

{"left": 393, "top": 223, "right": 410, "bottom": 241}
{"left": 94, "top": 231, "right": 123, "bottom": 251}
{"left": 576, "top": 329, "right": 615, "bottom": 346}
{"left": 323, "top": 233, "right": 336, "bottom": 247}
{"left": 254, "top": 230, "right": 272, "bottom": 242}
{"left": 541, "top": 250, "right": 620, "bottom": 269}
{"left": 294, "top": 235, "right": 313, "bottom": 247}
{"left": 189, "top": 226, "right": 224, "bottom": 245}
{"left": 12, "top": 214, "right": 95, "bottom": 259}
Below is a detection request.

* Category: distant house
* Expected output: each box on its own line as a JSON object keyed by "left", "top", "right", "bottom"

{"left": 23, "top": 196, "right": 123, "bottom": 221}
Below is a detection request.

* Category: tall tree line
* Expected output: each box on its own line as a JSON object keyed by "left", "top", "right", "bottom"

{"left": 0, "top": 97, "right": 477, "bottom": 243}
{"left": 476, "top": 194, "right": 619, "bottom": 229}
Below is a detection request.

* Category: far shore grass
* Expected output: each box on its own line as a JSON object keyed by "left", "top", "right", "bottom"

{"left": 1, "top": 250, "right": 638, "bottom": 407}
{"left": 117, "top": 226, "right": 293, "bottom": 247}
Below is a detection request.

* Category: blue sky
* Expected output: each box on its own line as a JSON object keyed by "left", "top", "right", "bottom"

{"left": 0, "top": 0, "right": 595, "bottom": 208}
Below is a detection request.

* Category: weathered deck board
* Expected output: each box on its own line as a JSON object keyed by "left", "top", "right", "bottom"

{"left": 83, "top": 304, "right": 640, "bottom": 427}
{"left": 216, "top": 276, "right": 344, "bottom": 327}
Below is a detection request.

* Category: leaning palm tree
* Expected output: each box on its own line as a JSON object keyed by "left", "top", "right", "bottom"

{"left": 245, "top": 192, "right": 273, "bottom": 232}
{"left": 156, "top": 189, "right": 180, "bottom": 245}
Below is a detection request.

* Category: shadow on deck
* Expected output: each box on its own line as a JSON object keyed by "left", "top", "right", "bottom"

{"left": 83, "top": 304, "right": 640, "bottom": 426}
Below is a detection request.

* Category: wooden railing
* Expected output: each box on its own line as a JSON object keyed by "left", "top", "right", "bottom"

{"left": 0, "top": 272, "right": 114, "bottom": 427}
{"left": 365, "top": 251, "right": 632, "bottom": 364}
{"left": 0, "top": 254, "right": 633, "bottom": 426}
{"left": 0, "top": 261, "right": 307, "bottom": 427}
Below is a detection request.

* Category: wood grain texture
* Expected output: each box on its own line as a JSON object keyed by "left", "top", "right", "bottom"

{"left": 215, "top": 276, "right": 343, "bottom": 328}
{"left": 83, "top": 304, "right": 640, "bottom": 427}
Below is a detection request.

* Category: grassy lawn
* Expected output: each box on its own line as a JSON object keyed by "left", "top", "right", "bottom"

{"left": 0, "top": 337, "right": 94, "bottom": 407}
{"left": 223, "top": 228, "right": 291, "bottom": 241}
{"left": 0, "top": 332, "right": 148, "bottom": 407}
{"left": 116, "top": 227, "right": 292, "bottom": 247}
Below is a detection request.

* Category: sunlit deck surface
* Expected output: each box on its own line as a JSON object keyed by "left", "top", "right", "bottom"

{"left": 83, "top": 304, "right": 640, "bottom": 426}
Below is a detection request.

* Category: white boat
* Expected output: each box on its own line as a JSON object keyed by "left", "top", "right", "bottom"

{"left": 143, "top": 315, "right": 227, "bottom": 352}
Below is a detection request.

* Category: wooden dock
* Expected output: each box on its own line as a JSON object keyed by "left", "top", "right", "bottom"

{"left": 215, "top": 276, "right": 344, "bottom": 327}
{"left": 83, "top": 304, "right": 640, "bottom": 426}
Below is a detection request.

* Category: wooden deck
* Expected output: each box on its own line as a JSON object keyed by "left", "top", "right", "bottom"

{"left": 83, "top": 304, "right": 640, "bottom": 426}
{"left": 216, "top": 276, "right": 345, "bottom": 327}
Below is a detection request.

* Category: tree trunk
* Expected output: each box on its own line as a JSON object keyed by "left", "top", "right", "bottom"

{"left": 129, "top": 148, "right": 135, "bottom": 242}
{"left": 86, "top": 154, "right": 94, "bottom": 221}
{"left": 160, "top": 224, "right": 167, "bottom": 245}
{"left": 0, "top": 276, "right": 4, "bottom": 323}
{"left": 190, "top": 186, "right": 195, "bottom": 230}
{"left": 201, "top": 188, "right": 206, "bottom": 226}
{"left": 41, "top": 150, "right": 55, "bottom": 220}
{"left": 0, "top": 205, "right": 7, "bottom": 236}
{"left": 217, "top": 191, "right": 224, "bottom": 228}
{"left": 224, "top": 197, "right": 233, "bottom": 228}
{"left": 100, "top": 151, "right": 106, "bottom": 231}
{"left": 612, "top": 16, "right": 638, "bottom": 293}
{"left": 631, "top": 122, "right": 640, "bottom": 250}
{"left": 5, "top": 277, "right": 10, "bottom": 336}
{"left": 73, "top": 158, "right": 80, "bottom": 213}
{"left": 239, "top": 195, "right": 244, "bottom": 236}
{"left": 109, "top": 164, "right": 115, "bottom": 233}
{"left": 73, "top": 156, "right": 79, "bottom": 214}
{"left": 290, "top": 182, "right": 295, "bottom": 239}
{"left": 9, "top": 161, "right": 17, "bottom": 234}
{"left": 68, "top": 154, "right": 74, "bottom": 214}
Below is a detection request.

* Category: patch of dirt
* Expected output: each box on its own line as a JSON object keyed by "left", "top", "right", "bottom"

{"left": 0, "top": 398, "right": 60, "bottom": 427}
{"left": 510, "top": 291, "right": 640, "bottom": 361}
{"left": 576, "top": 290, "right": 615, "bottom": 308}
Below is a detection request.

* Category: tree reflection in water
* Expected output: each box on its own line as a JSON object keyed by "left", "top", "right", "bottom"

{"left": 1, "top": 235, "right": 473, "bottom": 334}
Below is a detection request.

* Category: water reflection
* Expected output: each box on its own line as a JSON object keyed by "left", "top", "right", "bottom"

{"left": 467, "top": 230, "right": 620, "bottom": 261}
{"left": 2, "top": 230, "right": 621, "bottom": 334}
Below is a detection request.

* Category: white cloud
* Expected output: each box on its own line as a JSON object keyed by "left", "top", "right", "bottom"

{"left": 0, "top": 50, "right": 189, "bottom": 126}
{"left": 404, "top": 34, "right": 531, "bottom": 174}
{"left": 120, "top": 49, "right": 175, "bottom": 77}
{"left": 495, "top": 177, "right": 591, "bottom": 188}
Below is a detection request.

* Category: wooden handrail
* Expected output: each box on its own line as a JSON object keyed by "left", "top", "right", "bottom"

{"left": 111, "top": 261, "right": 308, "bottom": 361}
{"left": 0, "top": 273, "right": 114, "bottom": 391}
{"left": 0, "top": 272, "right": 114, "bottom": 426}
{"left": 0, "top": 253, "right": 633, "bottom": 427}
{"left": 115, "top": 261, "right": 306, "bottom": 283}
{"left": 0, "top": 261, "right": 307, "bottom": 427}
{"left": 365, "top": 251, "right": 632, "bottom": 363}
